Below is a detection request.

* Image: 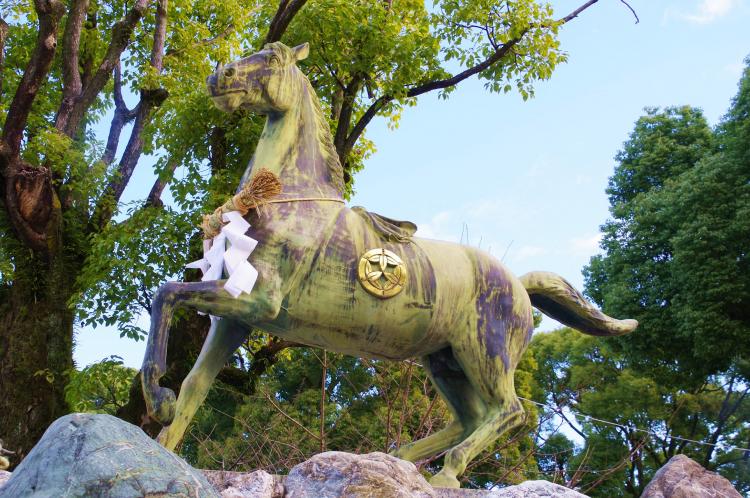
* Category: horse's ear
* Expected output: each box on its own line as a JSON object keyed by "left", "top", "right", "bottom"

{"left": 293, "top": 43, "right": 309, "bottom": 62}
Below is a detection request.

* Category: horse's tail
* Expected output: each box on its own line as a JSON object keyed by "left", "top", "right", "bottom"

{"left": 519, "top": 271, "right": 637, "bottom": 337}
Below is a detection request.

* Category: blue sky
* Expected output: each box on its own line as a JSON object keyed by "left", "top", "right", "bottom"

{"left": 75, "top": 0, "right": 750, "bottom": 369}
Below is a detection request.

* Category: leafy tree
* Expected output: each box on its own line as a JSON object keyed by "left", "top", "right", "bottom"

{"left": 536, "top": 433, "right": 575, "bottom": 484}
{"left": 585, "top": 87, "right": 749, "bottom": 385}
{"left": 549, "top": 57, "right": 750, "bottom": 495}
{"left": 584, "top": 105, "right": 716, "bottom": 383}
{"left": 529, "top": 328, "right": 750, "bottom": 497}
{"left": 0, "top": 0, "right": 626, "bottom": 462}
{"left": 64, "top": 356, "right": 137, "bottom": 414}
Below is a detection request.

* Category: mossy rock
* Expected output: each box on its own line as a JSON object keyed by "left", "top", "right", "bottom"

{"left": 0, "top": 413, "right": 218, "bottom": 497}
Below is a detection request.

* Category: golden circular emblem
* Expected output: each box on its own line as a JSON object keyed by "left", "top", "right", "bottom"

{"left": 357, "top": 248, "right": 407, "bottom": 298}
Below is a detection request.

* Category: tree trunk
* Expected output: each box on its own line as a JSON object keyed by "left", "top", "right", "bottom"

{"left": 0, "top": 252, "right": 75, "bottom": 468}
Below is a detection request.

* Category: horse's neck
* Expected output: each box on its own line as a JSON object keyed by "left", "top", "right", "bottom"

{"left": 241, "top": 86, "right": 341, "bottom": 199}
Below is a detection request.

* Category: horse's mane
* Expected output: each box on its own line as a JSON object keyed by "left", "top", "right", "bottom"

{"left": 302, "top": 76, "right": 346, "bottom": 194}
{"left": 265, "top": 42, "right": 346, "bottom": 195}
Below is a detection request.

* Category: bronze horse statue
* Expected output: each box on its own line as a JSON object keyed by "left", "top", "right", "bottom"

{"left": 141, "top": 41, "right": 637, "bottom": 488}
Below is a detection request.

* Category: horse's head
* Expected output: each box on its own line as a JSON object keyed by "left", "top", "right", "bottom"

{"left": 207, "top": 42, "right": 310, "bottom": 114}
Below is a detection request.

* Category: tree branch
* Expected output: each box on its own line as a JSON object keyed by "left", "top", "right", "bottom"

{"left": 55, "top": 0, "right": 90, "bottom": 132}
{"left": 215, "top": 365, "right": 250, "bottom": 391}
{"left": 145, "top": 159, "right": 177, "bottom": 207}
{"left": 265, "top": 0, "right": 288, "bottom": 44}
{"left": 264, "top": 0, "right": 308, "bottom": 44}
{"left": 79, "top": 8, "right": 98, "bottom": 88}
{"left": 341, "top": 0, "right": 605, "bottom": 163}
{"left": 262, "top": 389, "right": 321, "bottom": 441}
{"left": 150, "top": 0, "right": 168, "bottom": 71}
{"left": 703, "top": 379, "right": 749, "bottom": 467}
{"left": 92, "top": 0, "right": 169, "bottom": 228}
{"left": 619, "top": 0, "right": 639, "bottom": 24}
{"left": 2, "top": 0, "right": 65, "bottom": 157}
{"left": 333, "top": 74, "right": 364, "bottom": 160}
{"left": 247, "top": 337, "right": 300, "bottom": 395}
{"left": 560, "top": 0, "right": 599, "bottom": 23}
{"left": 80, "top": 0, "right": 149, "bottom": 105}
{"left": 101, "top": 62, "right": 137, "bottom": 166}
{"left": 1, "top": 0, "right": 64, "bottom": 252}
{"left": 57, "top": 0, "right": 149, "bottom": 138}
{"left": 208, "top": 125, "right": 227, "bottom": 174}
{"left": 341, "top": 35, "right": 523, "bottom": 160}
{"left": 93, "top": 88, "right": 168, "bottom": 227}
{"left": 112, "top": 62, "right": 132, "bottom": 114}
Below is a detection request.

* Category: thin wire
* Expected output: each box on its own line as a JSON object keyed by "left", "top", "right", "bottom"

{"left": 518, "top": 396, "right": 750, "bottom": 454}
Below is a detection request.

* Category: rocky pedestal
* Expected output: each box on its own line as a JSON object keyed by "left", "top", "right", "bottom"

{"left": 0, "top": 413, "right": 589, "bottom": 497}
{"left": 0, "top": 471, "right": 11, "bottom": 489}
{"left": 0, "top": 413, "right": 219, "bottom": 497}
{"left": 640, "top": 454, "right": 741, "bottom": 498}
{"left": 279, "top": 452, "right": 587, "bottom": 498}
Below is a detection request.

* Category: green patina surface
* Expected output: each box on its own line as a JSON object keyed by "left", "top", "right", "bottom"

{"left": 140, "top": 42, "right": 637, "bottom": 488}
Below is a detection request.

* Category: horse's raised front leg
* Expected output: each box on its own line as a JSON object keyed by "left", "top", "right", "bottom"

{"left": 141, "top": 278, "right": 282, "bottom": 426}
{"left": 157, "top": 317, "right": 248, "bottom": 450}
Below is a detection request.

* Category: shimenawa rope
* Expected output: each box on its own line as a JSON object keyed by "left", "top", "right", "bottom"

{"left": 200, "top": 169, "right": 343, "bottom": 239}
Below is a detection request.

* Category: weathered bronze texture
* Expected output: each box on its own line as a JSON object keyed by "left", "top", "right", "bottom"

{"left": 140, "top": 42, "right": 638, "bottom": 488}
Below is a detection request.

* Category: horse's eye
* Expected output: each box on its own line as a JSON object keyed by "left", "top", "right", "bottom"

{"left": 268, "top": 55, "right": 280, "bottom": 67}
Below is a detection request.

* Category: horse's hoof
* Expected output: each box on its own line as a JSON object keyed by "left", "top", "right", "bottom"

{"left": 156, "top": 426, "right": 177, "bottom": 451}
{"left": 430, "top": 472, "right": 461, "bottom": 489}
{"left": 389, "top": 445, "right": 413, "bottom": 462}
{"left": 151, "top": 386, "right": 176, "bottom": 425}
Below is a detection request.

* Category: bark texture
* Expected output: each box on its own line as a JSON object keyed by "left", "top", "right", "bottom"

{"left": 0, "top": 253, "right": 76, "bottom": 465}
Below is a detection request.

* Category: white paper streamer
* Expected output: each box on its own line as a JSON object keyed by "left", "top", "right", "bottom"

{"left": 186, "top": 211, "right": 259, "bottom": 298}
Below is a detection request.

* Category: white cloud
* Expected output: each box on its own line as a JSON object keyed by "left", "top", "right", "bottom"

{"left": 677, "top": 0, "right": 739, "bottom": 24}
{"left": 725, "top": 62, "right": 745, "bottom": 77}
{"left": 511, "top": 245, "right": 548, "bottom": 262}
{"left": 574, "top": 174, "right": 592, "bottom": 186}
{"left": 568, "top": 233, "right": 603, "bottom": 256}
{"left": 415, "top": 211, "right": 459, "bottom": 241}
{"left": 464, "top": 198, "right": 522, "bottom": 220}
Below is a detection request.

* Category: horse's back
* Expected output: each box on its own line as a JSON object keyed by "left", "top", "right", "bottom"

{"left": 281, "top": 208, "right": 443, "bottom": 359}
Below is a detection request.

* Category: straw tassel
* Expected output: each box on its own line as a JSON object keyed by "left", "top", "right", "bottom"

{"left": 201, "top": 169, "right": 282, "bottom": 239}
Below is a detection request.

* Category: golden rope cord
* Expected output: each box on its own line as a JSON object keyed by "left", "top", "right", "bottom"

{"left": 199, "top": 169, "right": 344, "bottom": 239}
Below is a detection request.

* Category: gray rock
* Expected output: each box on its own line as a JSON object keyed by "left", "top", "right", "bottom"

{"left": 203, "top": 470, "right": 284, "bottom": 498}
{"left": 0, "top": 471, "right": 11, "bottom": 489}
{"left": 0, "top": 422, "right": 592, "bottom": 498}
{"left": 640, "top": 454, "right": 741, "bottom": 498}
{"left": 283, "top": 452, "right": 587, "bottom": 498}
{"left": 488, "top": 480, "right": 589, "bottom": 497}
{"left": 284, "top": 451, "right": 435, "bottom": 498}
{"left": 0, "top": 413, "right": 219, "bottom": 498}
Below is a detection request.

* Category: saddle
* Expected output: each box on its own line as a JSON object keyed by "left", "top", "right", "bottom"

{"left": 351, "top": 206, "right": 417, "bottom": 243}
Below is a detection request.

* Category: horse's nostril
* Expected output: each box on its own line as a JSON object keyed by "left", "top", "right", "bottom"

{"left": 224, "top": 67, "right": 235, "bottom": 78}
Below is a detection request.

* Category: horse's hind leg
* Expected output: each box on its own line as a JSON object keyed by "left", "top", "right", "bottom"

{"left": 431, "top": 396, "right": 525, "bottom": 488}
{"left": 157, "top": 317, "right": 247, "bottom": 450}
{"left": 430, "top": 352, "right": 527, "bottom": 489}
{"left": 392, "top": 347, "right": 487, "bottom": 463}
